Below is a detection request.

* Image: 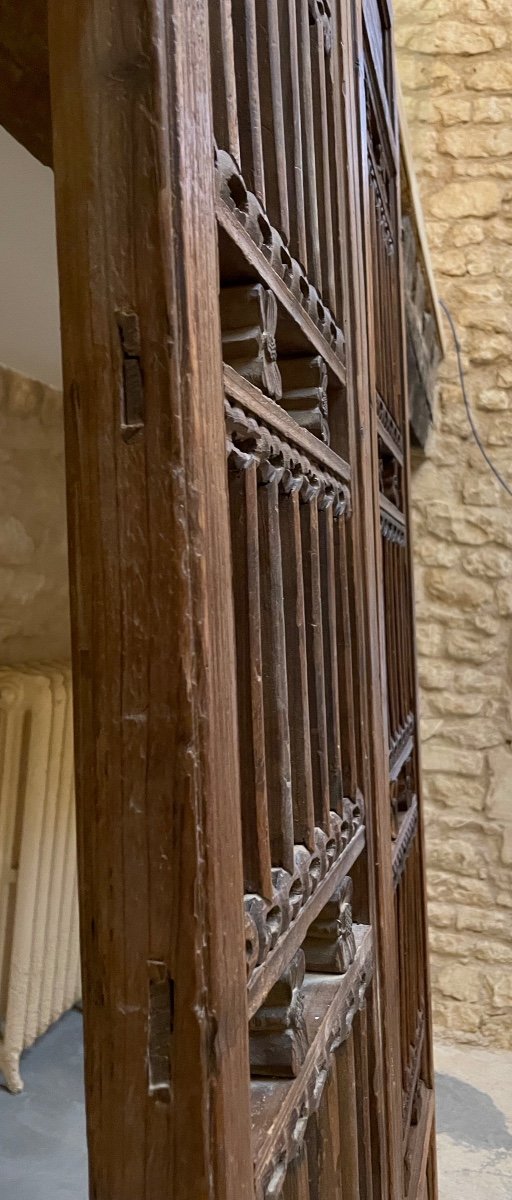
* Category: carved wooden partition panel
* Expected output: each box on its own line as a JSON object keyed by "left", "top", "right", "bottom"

{"left": 48, "top": 0, "right": 436, "bottom": 1198}
{"left": 360, "top": 1, "right": 437, "bottom": 1197}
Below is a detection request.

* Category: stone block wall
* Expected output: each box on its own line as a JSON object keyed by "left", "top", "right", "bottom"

{"left": 0, "top": 364, "right": 70, "bottom": 664}
{"left": 396, "top": 0, "right": 512, "bottom": 1047}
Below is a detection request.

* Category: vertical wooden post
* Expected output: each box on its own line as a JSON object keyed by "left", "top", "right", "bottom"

{"left": 333, "top": 1, "right": 404, "bottom": 1196}
{"left": 48, "top": 2, "right": 253, "bottom": 1198}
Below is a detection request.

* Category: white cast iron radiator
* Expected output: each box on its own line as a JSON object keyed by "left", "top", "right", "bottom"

{"left": 0, "top": 664, "right": 80, "bottom": 1092}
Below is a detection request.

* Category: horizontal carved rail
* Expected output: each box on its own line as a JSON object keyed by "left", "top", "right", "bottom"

{"left": 392, "top": 794, "right": 418, "bottom": 889}
{"left": 225, "top": 366, "right": 350, "bottom": 484}
{"left": 403, "top": 1007, "right": 425, "bottom": 1141}
{"left": 389, "top": 712, "right": 415, "bottom": 781}
{"left": 247, "top": 822, "right": 365, "bottom": 1017}
{"left": 216, "top": 151, "right": 346, "bottom": 386}
{"left": 380, "top": 494, "right": 406, "bottom": 545}
{"left": 252, "top": 925, "right": 374, "bottom": 1199}
{"left": 377, "top": 392, "right": 403, "bottom": 463}
{"left": 210, "top": 0, "right": 345, "bottom": 322}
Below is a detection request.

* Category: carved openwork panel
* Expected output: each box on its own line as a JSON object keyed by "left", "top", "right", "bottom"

{"left": 209, "top": 0, "right": 346, "bottom": 331}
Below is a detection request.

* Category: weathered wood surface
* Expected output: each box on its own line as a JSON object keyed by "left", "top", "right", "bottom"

{"left": 42, "top": 0, "right": 439, "bottom": 1194}
{"left": 48, "top": 2, "right": 253, "bottom": 1198}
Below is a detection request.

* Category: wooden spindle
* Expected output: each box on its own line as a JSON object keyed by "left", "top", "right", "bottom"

{"left": 336, "top": 1036, "right": 361, "bottom": 1200}
{"left": 310, "top": 14, "right": 336, "bottom": 310}
{"left": 306, "top": 1069, "right": 343, "bottom": 1200}
{"left": 229, "top": 464, "right": 273, "bottom": 900}
{"left": 383, "top": 536, "right": 397, "bottom": 747}
{"left": 258, "top": 475, "right": 295, "bottom": 874}
{"left": 354, "top": 1006, "right": 374, "bottom": 1200}
{"left": 318, "top": 498, "right": 343, "bottom": 814}
{"left": 325, "top": 12, "right": 344, "bottom": 323}
{"left": 280, "top": 356, "right": 330, "bottom": 445}
{"left": 298, "top": 0, "right": 321, "bottom": 287}
{"left": 300, "top": 492, "right": 330, "bottom": 834}
{"left": 209, "top": 0, "right": 241, "bottom": 164}
{"left": 283, "top": 1145, "right": 310, "bottom": 1200}
{"left": 280, "top": 487, "right": 316, "bottom": 852}
{"left": 334, "top": 515, "right": 358, "bottom": 799}
{"left": 256, "top": 0, "right": 290, "bottom": 242}
{"left": 232, "top": 0, "right": 266, "bottom": 204}
{"left": 282, "top": 0, "right": 308, "bottom": 269}
{"left": 249, "top": 950, "right": 308, "bottom": 1078}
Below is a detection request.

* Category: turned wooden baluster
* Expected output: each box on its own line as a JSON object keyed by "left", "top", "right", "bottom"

{"left": 255, "top": 0, "right": 290, "bottom": 243}
{"left": 280, "top": 356, "right": 330, "bottom": 444}
{"left": 249, "top": 950, "right": 308, "bottom": 1078}
{"left": 300, "top": 484, "right": 330, "bottom": 836}
{"left": 229, "top": 460, "right": 273, "bottom": 900}
{"left": 258, "top": 469, "right": 295, "bottom": 875}
{"left": 279, "top": 480, "right": 316, "bottom": 853}
{"left": 209, "top": 0, "right": 241, "bottom": 165}
{"left": 221, "top": 283, "right": 282, "bottom": 402}
{"left": 318, "top": 489, "right": 344, "bottom": 815}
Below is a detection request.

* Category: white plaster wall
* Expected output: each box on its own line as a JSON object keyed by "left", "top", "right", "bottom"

{"left": 0, "top": 128, "right": 61, "bottom": 389}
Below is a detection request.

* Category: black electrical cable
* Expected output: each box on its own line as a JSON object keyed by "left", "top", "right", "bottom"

{"left": 439, "top": 297, "right": 512, "bottom": 500}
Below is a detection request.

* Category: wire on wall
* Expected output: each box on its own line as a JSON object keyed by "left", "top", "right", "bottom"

{"left": 440, "top": 298, "right": 512, "bottom": 500}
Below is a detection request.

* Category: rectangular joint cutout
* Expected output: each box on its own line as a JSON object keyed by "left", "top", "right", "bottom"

{"left": 148, "top": 961, "right": 174, "bottom": 1102}
{"left": 116, "top": 309, "right": 145, "bottom": 440}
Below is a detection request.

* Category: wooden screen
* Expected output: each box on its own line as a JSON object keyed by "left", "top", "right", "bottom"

{"left": 362, "top": 0, "right": 437, "bottom": 1197}
{"left": 48, "top": 0, "right": 436, "bottom": 1196}
{"left": 209, "top": 0, "right": 435, "bottom": 1198}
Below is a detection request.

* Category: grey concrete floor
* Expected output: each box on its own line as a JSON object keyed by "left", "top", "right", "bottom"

{"left": 435, "top": 1042, "right": 512, "bottom": 1200}
{"left": 0, "top": 1011, "right": 87, "bottom": 1200}
{"left": 1, "top": 1015, "right": 511, "bottom": 1198}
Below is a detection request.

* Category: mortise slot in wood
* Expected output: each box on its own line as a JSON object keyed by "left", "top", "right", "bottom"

{"left": 147, "top": 961, "right": 173, "bottom": 1101}
{"left": 116, "top": 309, "right": 145, "bottom": 439}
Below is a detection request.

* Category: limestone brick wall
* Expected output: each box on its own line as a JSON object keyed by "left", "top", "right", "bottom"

{"left": 0, "top": 364, "right": 70, "bottom": 664}
{"left": 396, "top": 0, "right": 512, "bottom": 1047}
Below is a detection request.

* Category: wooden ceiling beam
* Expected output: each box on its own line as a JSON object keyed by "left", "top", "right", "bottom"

{"left": 0, "top": 1, "right": 52, "bottom": 166}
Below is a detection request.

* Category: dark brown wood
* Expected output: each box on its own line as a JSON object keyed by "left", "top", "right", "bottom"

{"left": 249, "top": 950, "right": 309, "bottom": 1079}
{"left": 42, "top": 0, "right": 438, "bottom": 1194}
{"left": 258, "top": 476, "right": 294, "bottom": 874}
{"left": 0, "top": 2, "right": 52, "bottom": 166}
{"left": 48, "top": 2, "right": 254, "bottom": 1197}
{"left": 301, "top": 496, "right": 330, "bottom": 835}
{"left": 336, "top": 1036, "right": 361, "bottom": 1200}
{"left": 354, "top": 1005, "right": 375, "bottom": 1200}
{"left": 338, "top": 0, "right": 406, "bottom": 1193}
{"left": 280, "top": 356, "right": 330, "bottom": 445}
{"left": 279, "top": 488, "right": 316, "bottom": 852}
{"left": 229, "top": 463, "right": 273, "bottom": 899}
{"left": 209, "top": 0, "right": 241, "bottom": 165}
{"left": 304, "top": 877, "right": 356, "bottom": 974}
{"left": 318, "top": 499, "right": 344, "bottom": 812}
{"left": 282, "top": 1147, "right": 310, "bottom": 1200}
{"left": 221, "top": 283, "right": 282, "bottom": 401}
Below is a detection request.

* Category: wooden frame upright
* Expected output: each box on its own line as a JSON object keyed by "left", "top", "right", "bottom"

{"left": 0, "top": 1, "right": 438, "bottom": 1197}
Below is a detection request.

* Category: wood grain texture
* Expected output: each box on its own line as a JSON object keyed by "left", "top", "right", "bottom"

{"left": 229, "top": 464, "right": 273, "bottom": 899}
{"left": 258, "top": 477, "right": 294, "bottom": 874}
{"left": 335, "top": 0, "right": 405, "bottom": 1193}
{"left": 279, "top": 488, "right": 316, "bottom": 851}
{"left": 48, "top": 2, "right": 253, "bottom": 1197}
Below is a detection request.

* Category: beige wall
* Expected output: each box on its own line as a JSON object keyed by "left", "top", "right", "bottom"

{"left": 0, "top": 364, "right": 70, "bottom": 664}
{"left": 396, "top": 0, "right": 512, "bottom": 1047}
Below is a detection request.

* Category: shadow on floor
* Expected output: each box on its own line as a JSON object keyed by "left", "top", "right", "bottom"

{"left": 436, "top": 1072, "right": 512, "bottom": 1154}
{"left": 2, "top": 1019, "right": 512, "bottom": 1199}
